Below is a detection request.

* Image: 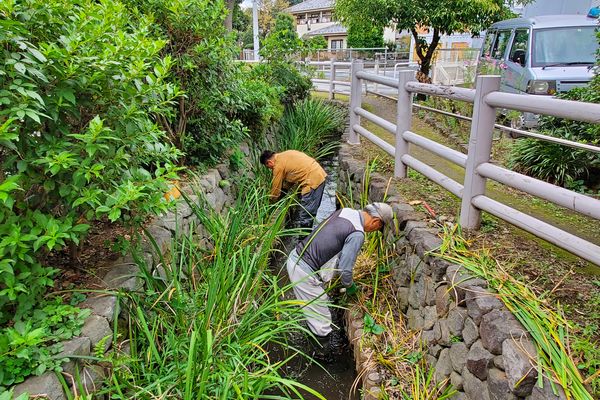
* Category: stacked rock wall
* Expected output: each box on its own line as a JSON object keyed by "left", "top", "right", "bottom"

{"left": 337, "top": 136, "right": 565, "bottom": 400}
{"left": 12, "top": 165, "right": 235, "bottom": 399}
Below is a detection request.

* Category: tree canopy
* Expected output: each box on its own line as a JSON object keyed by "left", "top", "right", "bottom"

{"left": 335, "top": 0, "right": 523, "bottom": 80}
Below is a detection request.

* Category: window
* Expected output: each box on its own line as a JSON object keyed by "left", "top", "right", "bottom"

{"left": 532, "top": 26, "right": 597, "bottom": 67}
{"left": 309, "top": 13, "right": 320, "bottom": 23}
{"left": 331, "top": 39, "right": 343, "bottom": 50}
{"left": 508, "top": 29, "right": 529, "bottom": 66}
{"left": 321, "top": 11, "right": 332, "bottom": 23}
{"left": 491, "top": 30, "right": 512, "bottom": 60}
{"left": 482, "top": 30, "right": 496, "bottom": 58}
{"left": 296, "top": 14, "right": 307, "bottom": 25}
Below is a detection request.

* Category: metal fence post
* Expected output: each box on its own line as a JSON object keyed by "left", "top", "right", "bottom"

{"left": 348, "top": 59, "right": 364, "bottom": 145}
{"left": 328, "top": 58, "right": 336, "bottom": 100}
{"left": 395, "top": 70, "right": 416, "bottom": 178}
{"left": 460, "top": 75, "right": 501, "bottom": 229}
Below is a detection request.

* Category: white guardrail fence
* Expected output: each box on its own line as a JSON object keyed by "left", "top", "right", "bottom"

{"left": 339, "top": 59, "right": 600, "bottom": 266}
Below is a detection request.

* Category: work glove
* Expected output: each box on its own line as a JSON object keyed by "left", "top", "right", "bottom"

{"left": 343, "top": 282, "right": 358, "bottom": 297}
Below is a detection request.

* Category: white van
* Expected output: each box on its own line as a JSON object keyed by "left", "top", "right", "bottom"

{"left": 478, "top": 12, "right": 599, "bottom": 128}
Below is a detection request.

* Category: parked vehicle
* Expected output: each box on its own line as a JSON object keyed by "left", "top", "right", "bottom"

{"left": 478, "top": 12, "right": 599, "bottom": 128}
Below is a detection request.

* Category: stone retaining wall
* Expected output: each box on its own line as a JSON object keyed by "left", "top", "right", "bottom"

{"left": 336, "top": 135, "right": 565, "bottom": 400}
{"left": 12, "top": 165, "right": 235, "bottom": 399}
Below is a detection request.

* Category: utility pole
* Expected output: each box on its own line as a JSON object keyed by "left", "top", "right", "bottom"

{"left": 252, "top": 0, "right": 260, "bottom": 60}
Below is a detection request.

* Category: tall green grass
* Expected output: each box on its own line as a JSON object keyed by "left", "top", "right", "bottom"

{"left": 275, "top": 98, "right": 346, "bottom": 160}
{"left": 437, "top": 224, "right": 594, "bottom": 400}
{"left": 102, "top": 175, "right": 324, "bottom": 399}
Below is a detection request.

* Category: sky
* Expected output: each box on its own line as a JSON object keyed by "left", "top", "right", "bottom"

{"left": 240, "top": 0, "right": 253, "bottom": 9}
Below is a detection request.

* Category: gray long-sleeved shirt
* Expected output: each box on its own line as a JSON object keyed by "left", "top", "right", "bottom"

{"left": 295, "top": 208, "right": 365, "bottom": 287}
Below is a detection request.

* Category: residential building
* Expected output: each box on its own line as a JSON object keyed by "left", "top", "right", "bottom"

{"left": 285, "top": 0, "right": 395, "bottom": 49}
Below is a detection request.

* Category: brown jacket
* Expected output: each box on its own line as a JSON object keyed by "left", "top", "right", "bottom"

{"left": 270, "top": 150, "right": 327, "bottom": 200}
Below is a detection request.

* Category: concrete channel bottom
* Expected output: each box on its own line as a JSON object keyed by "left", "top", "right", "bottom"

{"left": 265, "top": 158, "right": 360, "bottom": 400}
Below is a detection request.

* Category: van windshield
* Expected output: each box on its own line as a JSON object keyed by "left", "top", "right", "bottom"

{"left": 533, "top": 26, "right": 598, "bottom": 67}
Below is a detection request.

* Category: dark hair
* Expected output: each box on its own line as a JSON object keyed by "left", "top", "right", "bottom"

{"left": 260, "top": 150, "right": 275, "bottom": 165}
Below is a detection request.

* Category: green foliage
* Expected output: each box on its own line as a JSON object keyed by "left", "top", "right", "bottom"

{"left": 251, "top": 62, "right": 312, "bottom": 108}
{"left": 335, "top": 0, "right": 520, "bottom": 77}
{"left": 0, "top": 0, "right": 183, "bottom": 386}
{"left": 303, "top": 36, "right": 328, "bottom": 51}
{"left": 122, "top": 0, "right": 262, "bottom": 166}
{"left": 237, "top": 75, "right": 283, "bottom": 140}
{"left": 275, "top": 99, "right": 346, "bottom": 159}
{"left": 0, "top": 303, "right": 90, "bottom": 388}
{"left": 261, "top": 13, "right": 303, "bottom": 62}
{"left": 363, "top": 313, "right": 385, "bottom": 335}
{"left": 347, "top": 23, "right": 384, "bottom": 49}
{"left": 103, "top": 176, "right": 323, "bottom": 399}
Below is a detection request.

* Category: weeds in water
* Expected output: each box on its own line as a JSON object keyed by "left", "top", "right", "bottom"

{"left": 100, "top": 175, "right": 324, "bottom": 399}
{"left": 437, "top": 224, "right": 596, "bottom": 400}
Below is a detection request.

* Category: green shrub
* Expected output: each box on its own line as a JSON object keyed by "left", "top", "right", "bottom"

{"left": 0, "top": 0, "right": 180, "bottom": 386}
{"left": 252, "top": 62, "right": 312, "bottom": 108}
{"left": 121, "top": 0, "right": 260, "bottom": 166}
{"left": 236, "top": 76, "right": 283, "bottom": 141}
{"left": 275, "top": 98, "right": 346, "bottom": 159}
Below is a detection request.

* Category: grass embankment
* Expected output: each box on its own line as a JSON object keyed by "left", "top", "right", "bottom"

{"left": 324, "top": 92, "right": 600, "bottom": 396}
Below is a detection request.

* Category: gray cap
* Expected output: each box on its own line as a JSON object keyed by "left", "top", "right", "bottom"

{"left": 366, "top": 202, "right": 394, "bottom": 229}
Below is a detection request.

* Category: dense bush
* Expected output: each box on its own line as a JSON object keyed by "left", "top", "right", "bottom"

{"left": 255, "top": 14, "right": 312, "bottom": 107}
{"left": 276, "top": 99, "right": 346, "bottom": 159}
{"left": 509, "top": 31, "right": 600, "bottom": 192}
{"left": 347, "top": 23, "right": 384, "bottom": 48}
{"left": 0, "top": 0, "right": 181, "bottom": 386}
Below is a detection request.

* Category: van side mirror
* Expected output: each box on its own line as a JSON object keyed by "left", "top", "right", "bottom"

{"left": 511, "top": 49, "right": 526, "bottom": 66}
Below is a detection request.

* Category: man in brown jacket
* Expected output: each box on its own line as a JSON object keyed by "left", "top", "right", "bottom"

{"left": 260, "top": 150, "right": 327, "bottom": 229}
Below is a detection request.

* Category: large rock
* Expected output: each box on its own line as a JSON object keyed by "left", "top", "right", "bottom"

{"left": 488, "top": 368, "right": 517, "bottom": 400}
{"left": 103, "top": 262, "right": 141, "bottom": 291}
{"left": 480, "top": 310, "right": 526, "bottom": 355}
{"left": 445, "top": 265, "right": 487, "bottom": 305}
{"left": 407, "top": 307, "right": 424, "bottom": 330}
{"left": 466, "top": 340, "right": 494, "bottom": 380}
{"left": 450, "top": 342, "right": 468, "bottom": 373}
{"left": 462, "top": 317, "right": 479, "bottom": 348}
{"left": 81, "top": 365, "right": 107, "bottom": 395}
{"left": 427, "top": 258, "right": 451, "bottom": 281}
{"left": 81, "top": 315, "right": 112, "bottom": 353}
{"left": 398, "top": 287, "right": 409, "bottom": 312}
{"left": 450, "top": 371, "right": 464, "bottom": 391}
{"left": 447, "top": 307, "right": 468, "bottom": 336}
{"left": 410, "top": 229, "right": 443, "bottom": 260}
{"left": 435, "top": 348, "right": 453, "bottom": 383}
{"left": 423, "top": 305, "right": 438, "bottom": 330}
{"left": 463, "top": 368, "right": 490, "bottom": 400}
{"left": 466, "top": 287, "right": 504, "bottom": 325}
{"left": 56, "top": 336, "right": 91, "bottom": 376}
{"left": 13, "top": 373, "right": 66, "bottom": 400}
{"left": 80, "top": 295, "right": 119, "bottom": 323}
{"left": 436, "top": 284, "right": 451, "bottom": 317}
{"left": 527, "top": 377, "right": 567, "bottom": 400}
{"left": 502, "top": 338, "right": 537, "bottom": 397}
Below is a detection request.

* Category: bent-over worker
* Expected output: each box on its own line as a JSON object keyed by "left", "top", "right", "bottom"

{"left": 260, "top": 150, "right": 327, "bottom": 229}
{"left": 286, "top": 202, "right": 394, "bottom": 352}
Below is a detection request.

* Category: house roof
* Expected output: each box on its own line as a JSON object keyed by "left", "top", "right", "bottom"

{"left": 305, "top": 23, "right": 347, "bottom": 36}
{"left": 285, "top": 0, "right": 334, "bottom": 14}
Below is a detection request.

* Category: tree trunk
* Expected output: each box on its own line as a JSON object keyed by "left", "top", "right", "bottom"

{"left": 224, "top": 0, "right": 235, "bottom": 31}
{"left": 411, "top": 28, "right": 441, "bottom": 84}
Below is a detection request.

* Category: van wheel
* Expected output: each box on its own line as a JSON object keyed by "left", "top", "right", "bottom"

{"left": 509, "top": 115, "right": 526, "bottom": 138}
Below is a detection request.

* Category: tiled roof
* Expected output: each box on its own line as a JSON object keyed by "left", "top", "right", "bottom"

{"left": 305, "top": 23, "right": 347, "bottom": 36}
{"left": 285, "top": 0, "right": 334, "bottom": 13}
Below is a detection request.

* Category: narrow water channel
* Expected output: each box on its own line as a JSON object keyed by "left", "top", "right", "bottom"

{"left": 270, "top": 158, "right": 359, "bottom": 400}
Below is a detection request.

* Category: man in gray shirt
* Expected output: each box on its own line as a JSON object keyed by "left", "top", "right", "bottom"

{"left": 286, "top": 202, "right": 394, "bottom": 354}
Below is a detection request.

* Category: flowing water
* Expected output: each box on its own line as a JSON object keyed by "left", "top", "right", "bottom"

{"left": 269, "top": 158, "right": 359, "bottom": 400}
